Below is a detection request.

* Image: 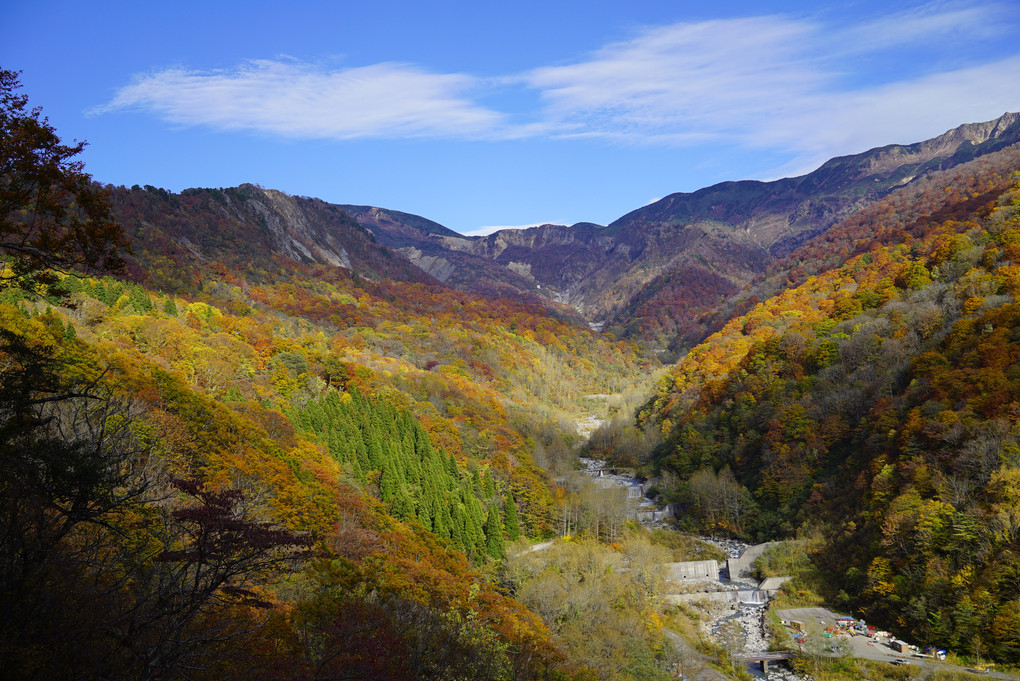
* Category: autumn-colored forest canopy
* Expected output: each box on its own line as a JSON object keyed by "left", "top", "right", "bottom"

{"left": 7, "top": 62, "right": 1020, "bottom": 679}
{"left": 638, "top": 145, "right": 1020, "bottom": 662}
{"left": 0, "top": 222, "right": 657, "bottom": 678}
{"left": 0, "top": 69, "right": 661, "bottom": 680}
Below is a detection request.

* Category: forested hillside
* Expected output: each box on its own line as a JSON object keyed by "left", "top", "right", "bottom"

{"left": 109, "top": 183, "right": 435, "bottom": 291}
{"left": 0, "top": 244, "right": 657, "bottom": 679}
{"left": 0, "top": 70, "right": 657, "bottom": 680}
{"left": 637, "top": 142, "right": 1020, "bottom": 661}
{"left": 7, "top": 60, "right": 1020, "bottom": 678}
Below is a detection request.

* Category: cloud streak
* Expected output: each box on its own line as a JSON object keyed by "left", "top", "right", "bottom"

{"left": 518, "top": 2, "right": 1020, "bottom": 172}
{"left": 769, "top": 54, "right": 1020, "bottom": 176}
{"left": 95, "top": 59, "right": 507, "bottom": 139}
{"left": 522, "top": 16, "right": 825, "bottom": 140}
{"left": 834, "top": 3, "right": 1006, "bottom": 54}
{"left": 96, "top": 2, "right": 1020, "bottom": 174}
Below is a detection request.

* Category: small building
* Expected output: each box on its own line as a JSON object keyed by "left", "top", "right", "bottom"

{"left": 891, "top": 640, "right": 910, "bottom": 653}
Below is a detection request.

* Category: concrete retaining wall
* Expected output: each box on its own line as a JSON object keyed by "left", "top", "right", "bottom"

{"left": 663, "top": 591, "right": 737, "bottom": 605}
{"left": 636, "top": 507, "right": 674, "bottom": 523}
{"left": 759, "top": 576, "right": 792, "bottom": 596}
{"left": 665, "top": 560, "right": 720, "bottom": 581}
{"left": 662, "top": 588, "right": 766, "bottom": 606}
{"left": 726, "top": 541, "right": 781, "bottom": 580}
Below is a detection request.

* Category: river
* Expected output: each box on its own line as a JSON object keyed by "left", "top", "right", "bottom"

{"left": 578, "top": 456, "right": 672, "bottom": 525}
{"left": 577, "top": 455, "right": 803, "bottom": 680}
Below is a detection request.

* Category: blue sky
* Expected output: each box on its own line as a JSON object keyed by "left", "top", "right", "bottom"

{"left": 4, "top": 1, "right": 1020, "bottom": 235}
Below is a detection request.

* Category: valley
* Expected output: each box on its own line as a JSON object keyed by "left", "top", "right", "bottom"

{"left": 3, "top": 64, "right": 1020, "bottom": 680}
{"left": 343, "top": 112, "right": 1020, "bottom": 354}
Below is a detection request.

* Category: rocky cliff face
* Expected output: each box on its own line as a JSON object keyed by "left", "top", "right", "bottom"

{"left": 109, "top": 184, "right": 433, "bottom": 289}
{"left": 251, "top": 189, "right": 352, "bottom": 268}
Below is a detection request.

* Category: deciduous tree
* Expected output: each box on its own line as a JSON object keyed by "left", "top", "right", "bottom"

{"left": 0, "top": 69, "right": 129, "bottom": 302}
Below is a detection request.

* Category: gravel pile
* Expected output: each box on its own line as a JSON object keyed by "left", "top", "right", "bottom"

{"left": 739, "top": 605, "right": 769, "bottom": 653}
{"left": 707, "top": 604, "right": 769, "bottom": 652}
{"left": 699, "top": 536, "right": 751, "bottom": 558}
{"left": 765, "top": 667, "right": 811, "bottom": 681}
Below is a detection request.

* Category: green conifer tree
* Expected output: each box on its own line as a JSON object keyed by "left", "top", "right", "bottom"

{"left": 60, "top": 275, "right": 83, "bottom": 294}
{"left": 380, "top": 458, "right": 398, "bottom": 502}
{"left": 129, "top": 284, "right": 153, "bottom": 312}
{"left": 417, "top": 487, "right": 433, "bottom": 529}
{"left": 414, "top": 427, "right": 433, "bottom": 460}
{"left": 90, "top": 281, "right": 105, "bottom": 304}
{"left": 433, "top": 495, "right": 451, "bottom": 540}
{"left": 447, "top": 451, "right": 459, "bottom": 481}
{"left": 392, "top": 486, "right": 415, "bottom": 522}
{"left": 503, "top": 494, "right": 521, "bottom": 541}
{"left": 351, "top": 428, "right": 370, "bottom": 474}
{"left": 388, "top": 438, "right": 408, "bottom": 482}
{"left": 449, "top": 501, "right": 465, "bottom": 549}
{"left": 402, "top": 430, "right": 422, "bottom": 484}
{"left": 104, "top": 280, "right": 124, "bottom": 305}
{"left": 348, "top": 451, "right": 366, "bottom": 484}
{"left": 367, "top": 432, "right": 384, "bottom": 471}
{"left": 484, "top": 504, "right": 505, "bottom": 560}
{"left": 467, "top": 495, "right": 486, "bottom": 557}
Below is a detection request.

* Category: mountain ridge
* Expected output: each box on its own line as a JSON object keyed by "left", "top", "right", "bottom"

{"left": 109, "top": 183, "right": 437, "bottom": 293}
{"left": 336, "top": 113, "right": 1020, "bottom": 348}
{"left": 110, "top": 112, "right": 1020, "bottom": 350}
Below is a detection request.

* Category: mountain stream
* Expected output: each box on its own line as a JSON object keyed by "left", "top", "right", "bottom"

{"left": 576, "top": 455, "right": 798, "bottom": 680}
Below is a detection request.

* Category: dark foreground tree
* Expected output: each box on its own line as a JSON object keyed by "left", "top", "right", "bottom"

{"left": 0, "top": 75, "right": 316, "bottom": 679}
{"left": 0, "top": 307, "right": 313, "bottom": 680}
{"left": 0, "top": 314, "right": 158, "bottom": 678}
{"left": 0, "top": 67, "right": 129, "bottom": 302}
{"left": 113, "top": 478, "right": 315, "bottom": 680}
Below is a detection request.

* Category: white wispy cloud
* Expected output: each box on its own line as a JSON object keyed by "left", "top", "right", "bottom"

{"left": 94, "top": 59, "right": 506, "bottom": 139}
{"left": 767, "top": 54, "right": 1020, "bottom": 177}
{"left": 522, "top": 16, "right": 824, "bottom": 139}
{"left": 516, "top": 2, "right": 1020, "bottom": 174}
{"left": 95, "top": 1, "right": 1020, "bottom": 171}
{"left": 520, "top": 3, "right": 1015, "bottom": 143}
{"left": 834, "top": 2, "right": 1006, "bottom": 54}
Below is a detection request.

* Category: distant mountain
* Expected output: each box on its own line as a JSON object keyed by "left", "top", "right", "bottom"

{"left": 107, "top": 183, "right": 435, "bottom": 292}
{"left": 336, "top": 204, "right": 589, "bottom": 322}
{"left": 337, "top": 204, "right": 544, "bottom": 299}
{"left": 109, "top": 113, "right": 1020, "bottom": 351}
{"left": 341, "top": 112, "right": 1020, "bottom": 349}
{"left": 601, "top": 111, "right": 1020, "bottom": 348}
{"left": 613, "top": 111, "right": 1020, "bottom": 257}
